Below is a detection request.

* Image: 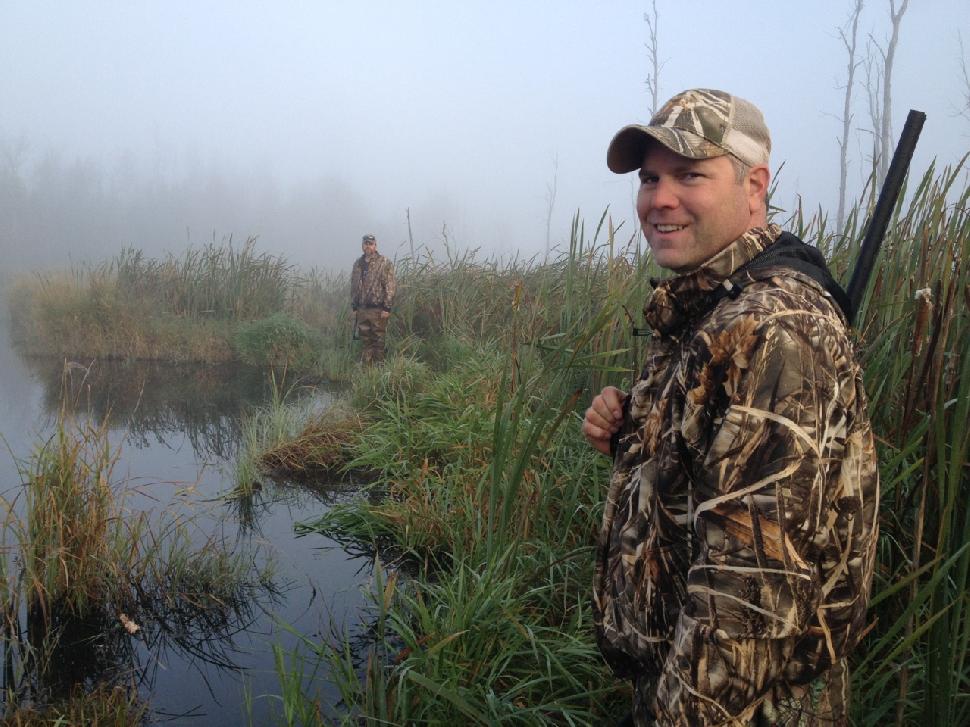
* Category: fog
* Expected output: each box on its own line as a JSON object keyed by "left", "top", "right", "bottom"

{"left": 2, "top": 1, "right": 968, "bottom": 273}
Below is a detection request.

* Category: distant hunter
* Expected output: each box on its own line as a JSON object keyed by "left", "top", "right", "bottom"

{"left": 351, "top": 233, "right": 396, "bottom": 364}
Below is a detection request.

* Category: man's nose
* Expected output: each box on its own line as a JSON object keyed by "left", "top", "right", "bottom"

{"left": 649, "top": 178, "right": 679, "bottom": 209}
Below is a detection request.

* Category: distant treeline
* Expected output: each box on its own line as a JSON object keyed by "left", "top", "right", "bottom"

{"left": 0, "top": 138, "right": 452, "bottom": 273}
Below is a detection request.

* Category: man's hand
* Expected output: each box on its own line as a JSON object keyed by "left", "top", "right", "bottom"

{"left": 380, "top": 310, "right": 390, "bottom": 320}
{"left": 582, "top": 386, "right": 627, "bottom": 455}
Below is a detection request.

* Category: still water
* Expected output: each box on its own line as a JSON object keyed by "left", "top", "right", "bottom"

{"left": 0, "top": 339, "right": 371, "bottom": 725}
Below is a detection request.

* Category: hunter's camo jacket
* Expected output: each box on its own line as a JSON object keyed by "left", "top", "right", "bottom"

{"left": 594, "top": 225, "right": 879, "bottom": 725}
{"left": 351, "top": 253, "right": 396, "bottom": 311}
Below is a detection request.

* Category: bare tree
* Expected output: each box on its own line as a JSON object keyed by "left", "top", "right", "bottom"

{"left": 870, "top": 0, "right": 910, "bottom": 184}
{"left": 957, "top": 32, "right": 970, "bottom": 126}
{"left": 406, "top": 207, "right": 416, "bottom": 259}
{"left": 837, "top": 0, "right": 865, "bottom": 230}
{"left": 0, "top": 135, "right": 30, "bottom": 178}
{"left": 544, "top": 153, "right": 559, "bottom": 260}
{"left": 644, "top": 0, "right": 662, "bottom": 115}
{"left": 882, "top": 0, "right": 910, "bottom": 179}
{"left": 862, "top": 38, "right": 884, "bottom": 198}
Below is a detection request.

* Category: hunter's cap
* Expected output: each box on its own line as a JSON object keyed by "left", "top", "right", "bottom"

{"left": 606, "top": 88, "right": 771, "bottom": 173}
{"left": 362, "top": 234, "right": 376, "bottom": 243}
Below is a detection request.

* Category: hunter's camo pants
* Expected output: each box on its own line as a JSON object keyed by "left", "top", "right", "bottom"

{"left": 357, "top": 307, "right": 388, "bottom": 364}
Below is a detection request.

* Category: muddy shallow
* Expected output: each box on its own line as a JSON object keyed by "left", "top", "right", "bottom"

{"left": 0, "top": 342, "right": 371, "bottom": 725}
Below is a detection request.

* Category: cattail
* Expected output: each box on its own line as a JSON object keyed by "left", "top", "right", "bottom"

{"left": 912, "top": 287, "right": 933, "bottom": 356}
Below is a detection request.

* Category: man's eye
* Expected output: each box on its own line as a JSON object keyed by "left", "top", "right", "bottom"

{"left": 639, "top": 175, "right": 658, "bottom": 185}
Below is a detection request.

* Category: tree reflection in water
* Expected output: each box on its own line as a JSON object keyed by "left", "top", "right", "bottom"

{"left": 27, "top": 356, "right": 320, "bottom": 461}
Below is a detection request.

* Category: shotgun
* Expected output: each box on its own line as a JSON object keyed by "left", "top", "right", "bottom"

{"left": 846, "top": 109, "right": 927, "bottom": 324}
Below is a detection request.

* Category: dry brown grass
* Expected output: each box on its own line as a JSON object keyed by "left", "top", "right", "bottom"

{"left": 259, "top": 412, "right": 366, "bottom": 479}
{"left": 2, "top": 683, "right": 147, "bottom": 726}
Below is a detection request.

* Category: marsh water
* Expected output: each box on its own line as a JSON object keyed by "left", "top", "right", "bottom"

{"left": 0, "top": 338, "right": 371, "bottom": 724}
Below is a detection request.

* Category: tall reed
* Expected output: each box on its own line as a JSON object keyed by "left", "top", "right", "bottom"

{"left": 6, "top": 237, "right": 340, "bottom": 366}
{"left": 21, "top": 416, "right": 117, "bottom": 619}
{"left": 112, "top": 237, "right": 296, "bottom": 320}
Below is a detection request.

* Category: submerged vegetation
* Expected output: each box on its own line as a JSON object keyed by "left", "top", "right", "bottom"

{"left": 0, "top": 406, "right": 276, "bottom": 721}
{"left": 1, "top": 683, "right": 149, "bottom": 727}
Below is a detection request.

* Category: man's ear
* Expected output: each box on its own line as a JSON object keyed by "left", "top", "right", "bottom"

{"left": 746, "top": 165, "right": 770, "bottom": 213}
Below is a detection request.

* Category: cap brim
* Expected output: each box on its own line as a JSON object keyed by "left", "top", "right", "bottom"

{"left": 606, "top": 125, "right": 728, "bottom": 174}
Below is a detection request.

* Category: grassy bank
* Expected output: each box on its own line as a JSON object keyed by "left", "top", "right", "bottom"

{"left": 242, "top": 164, "right": 970, "bottom": 724}
{"left": 6, "top": 237, "right": 357, "bottom": 380}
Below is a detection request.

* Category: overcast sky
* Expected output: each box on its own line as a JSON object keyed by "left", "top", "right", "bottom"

{"left": 2, "top": 1, "right": 968, "bottom": 272}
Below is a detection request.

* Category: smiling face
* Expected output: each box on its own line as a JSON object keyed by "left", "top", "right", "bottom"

{"left": 636, "top": 144, "right": 769, "bottom": 272}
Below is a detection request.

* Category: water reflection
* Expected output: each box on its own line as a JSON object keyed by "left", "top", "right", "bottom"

{"left": 3, "top": 554, "right": 279, "bottom": 720}
{"left": 0, "top": 354, "right": 369, "bottom": 725}
{"left": 229, "top": 476, "right": 367, "bottom": 540}
{"left": 24, "top": 356, "right": 321, "bottom": 461}
{"left": 16, "top": 601, "right": 132, "bottom": 702}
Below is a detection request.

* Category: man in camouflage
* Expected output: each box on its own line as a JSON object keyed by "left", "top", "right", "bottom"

{"left": 351, "top": 233, "right": 396, "bottom": 364}
{"left": 582, "top": 89, "right": 879, "bottom": 726}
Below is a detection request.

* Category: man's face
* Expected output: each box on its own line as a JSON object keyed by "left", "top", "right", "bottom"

{"left": 636, "top": 144, "right": 761, "bottom": 272}
{"left": 362, "top": 239, "right": 377, "bottom": 256}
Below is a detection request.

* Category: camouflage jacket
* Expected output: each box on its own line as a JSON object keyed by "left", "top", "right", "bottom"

{"left": 593, "top": 225, "right": 879, "bottom": 725}
{"left": 351, "top": 253, "right": 396, "bottom": 311}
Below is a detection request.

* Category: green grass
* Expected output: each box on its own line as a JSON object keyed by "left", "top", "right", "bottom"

{"left": 233, "top": 313, "right": 323, "bottom": 370}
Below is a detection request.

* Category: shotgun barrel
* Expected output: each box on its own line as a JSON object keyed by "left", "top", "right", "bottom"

{"left": 845, "top": 109, "right": 927, "bottom": 324}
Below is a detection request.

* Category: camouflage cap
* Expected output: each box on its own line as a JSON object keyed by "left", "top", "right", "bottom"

{"left": 362, "top": 234, "right": 376, "bottom": 243}
{"left": 606, "top": 88, "right": 771, "bottom": 173}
